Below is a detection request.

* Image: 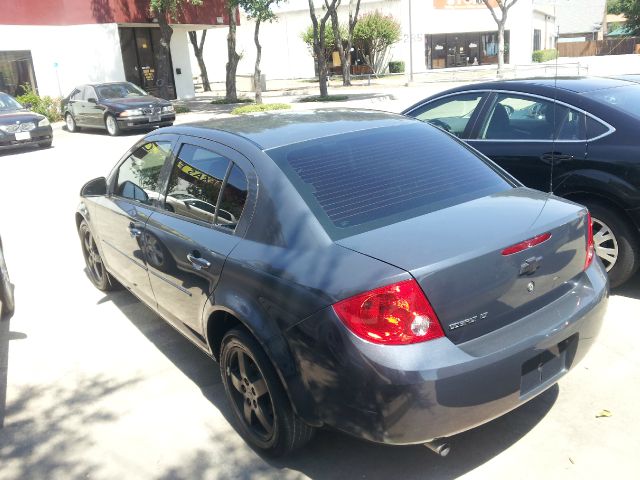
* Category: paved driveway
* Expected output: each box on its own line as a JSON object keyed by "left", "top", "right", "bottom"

{"left": 0, "top": 110, "right": 639, "bottom": 480}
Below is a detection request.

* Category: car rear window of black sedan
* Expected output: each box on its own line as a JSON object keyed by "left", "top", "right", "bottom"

{"left": 267, "top": 123, "right": 512, "bottom": 239}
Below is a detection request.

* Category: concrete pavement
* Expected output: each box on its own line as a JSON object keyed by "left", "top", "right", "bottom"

{"left": 0, "top": 99, "right": 639, "bottom": 480}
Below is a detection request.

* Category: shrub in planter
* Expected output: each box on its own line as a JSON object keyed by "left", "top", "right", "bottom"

{"left": 16, "top": 84, "right": 63, "bottom": 122}
{"left": 388, "top": 61, "right": 405, "bottom": 73}
{"left": 532, "top": 49, "right": 558, "bottom": 63}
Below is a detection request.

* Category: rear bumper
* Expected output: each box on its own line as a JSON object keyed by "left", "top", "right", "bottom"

{"left": 0, "top": 126, "right": 53, "bottom": 151}
{"left": 116, "top": 114, "right": 175, "bottom": 130}
{"left": 285, "top": 262, "right": 608, "bottom": 445}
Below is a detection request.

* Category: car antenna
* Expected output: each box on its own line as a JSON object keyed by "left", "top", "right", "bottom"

{"left": 549, "top": 20, "right": 560, "bottom": 194}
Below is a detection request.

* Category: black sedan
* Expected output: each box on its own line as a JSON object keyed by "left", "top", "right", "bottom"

{"left": 76, "top": 110, "right": 607, "bottom": 456}
{"left": 0, "top": 235, "right": 14, "bottom": 320}
{"left": 62, "top": 82, "right": 175, "bottom": 136}
{"left": 403, "top": 77, "right": 640, "bottom": 287}
{"left": 0, "top": 92, "right": 53, "bottom": 151}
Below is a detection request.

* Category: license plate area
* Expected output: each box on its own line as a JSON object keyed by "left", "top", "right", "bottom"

{"left": 149, "top": 114, "right": 161, "bottom": 123}
{"left": 15, "top": 132, "right": 31, "bottom": 141}
{"left": 520, "top": 334, "right": 578, "bottom": 396}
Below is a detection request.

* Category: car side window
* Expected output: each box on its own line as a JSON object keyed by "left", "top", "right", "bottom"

{"left": 409, "top": 93, "right": 483, "bottom": 138}
{"left": 115, "top": 141, "right": 172, "bottom": 205}
{"left": 70, "top": 89, "right": 81, "bottom": 101}
{"left": 585, "top": 116, "right": 609, "bottom": 139}
{"left": 84, "top": 86, "right": 97, "bottom": 102}
{"left": 480, "top": 94, "right": 586, "bottom": 141}
{"left": 217, "top": 164, "right": 248, "bottom": 230}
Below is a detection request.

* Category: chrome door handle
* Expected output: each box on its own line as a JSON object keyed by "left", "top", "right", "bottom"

{"left": 128, "top": 223, "right": 142, "bottom": 238}
{"left": 187, "top": 253, "right": 211, "bottom": 270}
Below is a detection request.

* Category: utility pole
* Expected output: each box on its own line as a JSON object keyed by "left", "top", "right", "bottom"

{"left": 408, "top": 0, "right": 414, "bottom": 82}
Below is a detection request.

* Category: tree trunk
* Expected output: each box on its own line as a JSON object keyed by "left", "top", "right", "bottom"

{"left": 157, "top": 14, "right": 173, "bottom": 100}
{"left": 317, "top": 24, "right": 329, "bottom": 97}
{"left": 329, "top": 9, "right": 350, "bottom": 86}
{"left": 497, "top": 22, "right": 505, "bottom": 77}
{"left": 188, "top": 30, "right": 211, "bottom": 92}
{"left": 226, "top": 5, "right": 240, "bottom": 102}
{"left": 254, "top": 20, "right": 263, "bottom": 104}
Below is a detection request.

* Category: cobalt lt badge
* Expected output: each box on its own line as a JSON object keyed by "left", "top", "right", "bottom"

{"left": 527, "top": 281, "right": 535, "bottom": 293}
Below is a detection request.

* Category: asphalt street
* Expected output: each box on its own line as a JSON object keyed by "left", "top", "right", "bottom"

{"left": 0, "top": 104, "right": 639, "bottom": 480}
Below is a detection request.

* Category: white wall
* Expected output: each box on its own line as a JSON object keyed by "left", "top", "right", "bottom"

{"left": 0, "top": 23, "right": 126, "bottom": 98}
{"left": 170, "top": 27, "right": 196, "bottom": 99}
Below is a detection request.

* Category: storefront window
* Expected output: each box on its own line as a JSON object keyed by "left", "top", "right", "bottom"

{"left": 0, "top": 51, "right": 37, "bottom": 97}
{"left": 426, "top": 31, "right": 509, "bottom": 69}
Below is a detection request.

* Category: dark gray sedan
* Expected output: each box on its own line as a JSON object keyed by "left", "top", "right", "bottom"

{"left": 0, "top": 92, "right": 53, "bottom": 151}
{"left": 0, "top": 235, "right": 14, "bottom": 320}
{"left": 76, "top": 110, "right": 608, "bottom": 456}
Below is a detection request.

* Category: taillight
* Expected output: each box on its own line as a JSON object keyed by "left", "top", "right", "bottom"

{"left": 501, "top": 232, "right": 552, "bottom": 256}
{"left": 332, "top": 280, "right": 444, "bottom": 345}
{"left": 584, "top": 211, "right": 595, "bottom": 270}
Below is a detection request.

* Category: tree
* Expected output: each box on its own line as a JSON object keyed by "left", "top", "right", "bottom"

{"left": 481, "top": 0, "right": 519, "bottom": 76}
{"left": 188, "top": 30, "right": 211, "bottom": 92}
{"left": 301, "top": 24, "right": 344, "bottom": 68}
{"left": 225, "top": 1, "right": 241, "bottom": 102}
{"left": 307, "top": 0, "right": 340, "bottom": 98}
{"left": 239, "top": 0, "right": 285, "bottom": 104}
{"left": 608, "top": 0, "right": 640, "bottom": 34}
{"left": 327, "top": 0, "right": 362, "bottom": 86}
{"left": 353, "top": 11, "right": 401, "bottom": 75}
{"left": 149, "top": 0, "right": 203, "bottom": 99}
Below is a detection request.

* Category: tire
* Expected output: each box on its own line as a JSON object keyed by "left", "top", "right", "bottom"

{"left": 585, "top": 201, "right": 640, "bottom": 288}
{"left": 78, "top": 220, "right": 118, "bottom": 291}
{"left": 39, "top": 140, "right": 52, "bottom": 149}
{"left": 105, "top": 114, "right": 121, "bottom": 136}
{"left": 0, "top": 245, "right": 15, "bottom": 319}
{"left": 65, "top": 113, "right": 79, "bottom": 132}
{"left": 220, "top": 328, "right": 315, "bottom": 456}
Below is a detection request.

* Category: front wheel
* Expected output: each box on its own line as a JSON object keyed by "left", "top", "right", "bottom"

{"left": 220, "top": 328, "right": 315, "bottom": 456}
{"left": 105, "top": 114, "right": 121, "bottom": 136}
{"left": 586, "top": 202, "right": 640, "bottom": 288}
{"left": 65, "top": 113, "right": 79, "bottom": 132}
{"left": 79, "top": 220, "right": 117, "bottom": 291}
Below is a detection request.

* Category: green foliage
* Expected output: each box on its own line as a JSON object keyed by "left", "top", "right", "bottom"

{"left": 231, "top": 103, "right": 291, "bottom": 114}
{"left": 352, "top": 11, "right": 401, "bottom": 74}
{"left": 388, "top": 60, "right": 405, "bottom": 73}
{"left": 174, "top": 105, "right": 191, "bottom": 113}
{"left": 301, "top": 24, "right": 345, "bottom": 51}
{"left": 532, "top": 49, "right": 558, "bottom": 63}
{"left": 298, "top": 94, "right": 349, "bottom": 102}
{"left": 239, "top": 0, "right": 283, "bottom": 23}
{"left": 16, "top": 84, "right": 62, "bottom": 122}
{"left": 607, "top": 0, "right": 640, "bottom": 34}
{"left": 149, "top": 0, "right": 203, "bottom": 17}
{"left": 211, "top": 97, "right": 253, "bottom": 104}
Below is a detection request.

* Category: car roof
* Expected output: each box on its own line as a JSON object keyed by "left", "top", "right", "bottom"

{"left": 175, "top": 109, "right": 418, "bottom": 150}
{"left": 445, "top": 76, "right": 636, "bottom": 94}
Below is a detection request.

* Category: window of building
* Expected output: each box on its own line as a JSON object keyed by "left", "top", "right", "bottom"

{"left": 0, "top": 51, "right": 37, "bottom": 97}
{"left": 115, "top": 141, "right": 172, "bottom": 204}
{"left": 534, "top": 29, "right": 542, "bottom": 51}
{"left": 426, "top": 31, "right": 510, "bottom": 69}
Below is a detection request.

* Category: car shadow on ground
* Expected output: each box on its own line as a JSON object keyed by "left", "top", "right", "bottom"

{"left": 60, "top": 125, "right": 149, "bottom": 137}
{"left": 612, "top": 271, "right": 640, "bottom": 300}
{"left": 103, "top": 288, "right": 559, "bottom": 480}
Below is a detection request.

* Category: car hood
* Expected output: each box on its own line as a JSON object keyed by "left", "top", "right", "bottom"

{"left": 0, "top": 110, "right": 45, "bottom": 124}
{"left": 102, "top": 96, "right": 170, "bottom": 109}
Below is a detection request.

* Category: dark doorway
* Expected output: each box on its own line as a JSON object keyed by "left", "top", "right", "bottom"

{"left": 119, "top": 27, "right": 176, "bottom": 100}
{"left": 0, "top": 51, "right": 38, "bottom": 97}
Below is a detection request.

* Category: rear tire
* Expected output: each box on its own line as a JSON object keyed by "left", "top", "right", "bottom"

{"left": 220, "top": 328, "right": 315, "bottom": 456}
{"left": 105, "top": 114, "right": 120, "bottom": 136}
{"left": 585, "top": 201, "right": 639, "bottom": 288}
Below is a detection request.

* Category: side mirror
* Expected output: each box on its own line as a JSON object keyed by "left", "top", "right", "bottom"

{"left": 87, "top": 97, "right": 98, "bottom": 104}
{"left": 80, "top": 177, "right": 107, "bottom": 197}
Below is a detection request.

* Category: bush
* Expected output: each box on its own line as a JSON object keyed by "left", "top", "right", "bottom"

{"left": 388, "top": 61, "right": 405, "bottom": 73}
{"left": 174, "top": 105, "right": 191, "bottom": 114}
{"left": 211, "top": 97, "right": 253, "bottom": 105}
{"left": 298, "top": 95, "right": 349, "bottom": 102}
{"left": 532, "top": 49, "right": 558, "bottom": 63}
{"left": 231, "top": 103, "right": 291, "bottom": 115}
{"left": 16, "top": 84, "right": 63, "bottom": 122}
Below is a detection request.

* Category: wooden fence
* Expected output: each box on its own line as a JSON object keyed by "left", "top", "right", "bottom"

{"left": 558, "top": 37, "right": 640, "bottom": 57}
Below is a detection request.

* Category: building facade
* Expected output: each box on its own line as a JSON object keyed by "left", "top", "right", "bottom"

{"left": 1, "top": 0, "right": 229, "bottom": 100}
{"left": 194, "top": 0, "right": 556, "bottom": 84}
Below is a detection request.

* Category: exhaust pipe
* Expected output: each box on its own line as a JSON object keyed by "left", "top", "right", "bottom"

{"left": 423, "top": 438, "right": 451, "bottom": 457}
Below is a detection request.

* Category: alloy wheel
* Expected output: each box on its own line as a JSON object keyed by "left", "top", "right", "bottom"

{"left": 66, "top": 114, "right": 75, "bottom": 132}
{"left": 225, "top": 347, "right": 275, "bottom": 442}
{"left": 592, "top": 216, "right": 619, "bottom": 272}
{"left": 82, "top": 228, "right": 105, "bottom": 285}
{"left": 106, "top": 116, "right": 117, "bottom": 136}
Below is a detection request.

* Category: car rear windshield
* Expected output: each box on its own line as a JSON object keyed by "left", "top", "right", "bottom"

{"left": 267, "top": 123, "right": 513, "bottom": 239}
{"left": 590, "top": 85, "right": 640, "bottom": 120}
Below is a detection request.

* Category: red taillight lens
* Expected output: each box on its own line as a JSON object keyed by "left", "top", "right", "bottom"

{"left": 501, "top": 232, "right": 552, "bottom": 256}
{"left": 584, "top": 211, "right": 595, "bottom": 270}
{"left": 332, "top": 280, "right": 444, "bottom": 345}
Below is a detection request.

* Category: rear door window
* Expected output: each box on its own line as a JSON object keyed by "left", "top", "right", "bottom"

{"left": 267, "top": 123, "right": 512, "bottom": 239}
{"left": 408, "top": 93, "right": 484, "bottom": 138}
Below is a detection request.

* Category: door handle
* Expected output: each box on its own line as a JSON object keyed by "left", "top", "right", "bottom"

{"left": 128, "top": 222, "right": 142, "bottom": 238}
{"left": 541, "top": 152, "right": 574, "bottom": 164}
{"left": 187, "top": 252, "right": 211, "bottom": 271}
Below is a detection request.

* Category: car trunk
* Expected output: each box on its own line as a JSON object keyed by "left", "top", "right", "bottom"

{"left": 337, "top": 188, "right": 589, "bottom": 344}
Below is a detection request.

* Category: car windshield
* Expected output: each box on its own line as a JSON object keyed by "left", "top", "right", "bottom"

{"left": 96, "top": 83, "right": 147, "bottom": 99}
{"left": 590, "top": 85, "right": 640, "bottom": 120}
{"left": 0, "top": 93, "right": 23, "bottom": 112}
{"left": 267, "top": 123, "right": 512, "bottom": 240}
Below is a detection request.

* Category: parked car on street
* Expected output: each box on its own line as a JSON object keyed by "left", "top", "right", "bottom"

{"left": 0, "top": 92, "right": 53, "bottom": 152}
{"left": 76, "top": 110, "right": 607, "bottom": 456}
{"left": 61, "top": 82, "right": 175, "bottom": 136}
{"left": 0, "top": 235, "right": 15, "bottom": 320}
{"left": 403, "top": 77, "right": 640, "bottom": 287}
